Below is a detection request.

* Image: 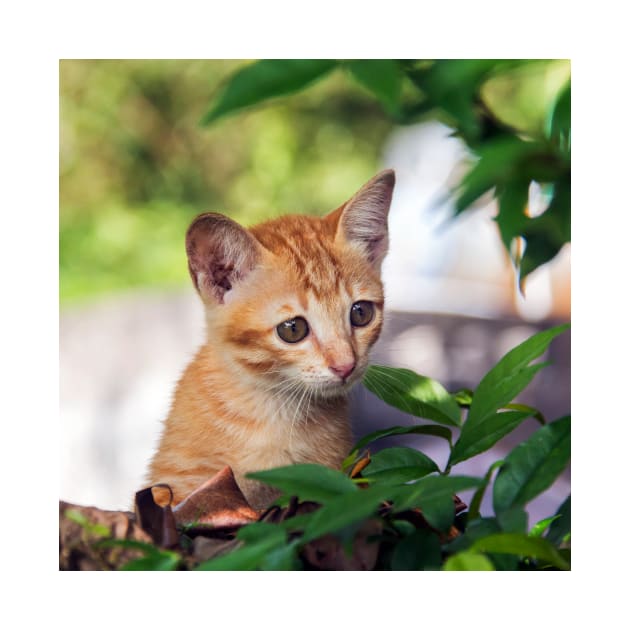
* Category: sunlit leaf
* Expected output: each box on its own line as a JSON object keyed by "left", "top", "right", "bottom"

{"left": 470, "top": 532, "right": 570, "bottom": 570}
{"left": 443, "top": 551, "right": 495, "bottom": 571}
{"left": 363, "top": 365, "right": 461, "bottom": 426}
{"left": 120, "top": 549, "right": 181, "bottom": 571}
{"left": 453, "top": 388, "right": 474, "bottom": 407}
{"left": 529, "top": 515, "right": 561, "bottom": 538}
{"left": 201, "top": 59, "right": 338, "bottom": 124}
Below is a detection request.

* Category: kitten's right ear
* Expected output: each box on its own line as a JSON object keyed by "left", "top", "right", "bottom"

{"left": 186, "top": 213, "right": 260, "bottom": 304}
{"left": 329, "top": 169, "right": 395, "bottom": 271}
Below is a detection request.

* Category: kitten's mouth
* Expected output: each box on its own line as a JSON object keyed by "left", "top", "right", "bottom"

{"left": 315, "top": 369, "right": 364, "bottom": 397}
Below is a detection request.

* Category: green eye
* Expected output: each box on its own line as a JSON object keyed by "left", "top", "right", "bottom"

{"left": 350, "top": 301, "right": 375, "bottom": 327}
{"left": 276, "top": 317, "right": 309, "bottom": 343}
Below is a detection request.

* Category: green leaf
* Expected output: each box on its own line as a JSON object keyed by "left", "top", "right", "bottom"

{"left": 443, "top": 551, "right": 495, "bottom": 571}
{"left": 470, "top": 532, "right": 570, "bottom": 570}
{"left": 453, "top": 388, "right": 474, "bottom": 407}
{"left": 468, "top": 460, "right": 504, "bottom": 520}
{"left": 503, "top": 403, "right": 547, "bottom": 426}
{"left": 345, "top": 59, "right": 403, "bottom": 112}
{"left": 237, "top": 521, "right": 286, "bottom": 544}
{"left": 444, "top": 517, "right": 501, "bottom": 553}
{"left": 493, "top": 416, "right": 570, "bottom": 515}
{"left": 196, "top": 529, "right": 287, "bottom": 571}
{"left": 302, "top": 485, "right": 392, "bottom": 543}
{"left": 454, "top": 136, "right": 541, "bottom": 214}
{"left": 259, "top": 541, "right": 301, "bottom": 570}
{"left": 546, "top": 495, "right": 571, "bottom": 546}
{"left": 201, "top": 59, "right": 337, "bottom": 124}
{"left": 96, "top": 540, "right": 181, "bottom": 571}
{"left": 391, "top": 475, "right": 483, "bottom": 532}
{"left": 449, "top": 409, "right": 532, "bottom": 466}
{"left": 348, "top": 425, "right": 452, "bottom": 464}
{"left": 408, "top": 59, "right": 500, "bottom": 140}
{"left": 548, "top": 80, "right": 571, "bottom": 152}
{"left": 519, "top": 176, "right": 571, "bottom": 286}
{"left": 246, "top": 463, "right": 357, "bottom": 503}
{"left": 363, "top": 365, "right": 462, "bottom": 427}
{"left": 449, "top": 324, "right": 568, "bottom": 468}
{"left": 120, "top": 549, "right": 181, "bottom": 571}
{"left": 495, "top": 180, "right": 530, "bottom": 253}
{"left": 362, "top": 447, "right": 440, "bottom": 484}
{"left": 391, "top": 529, "right": 442, "bottom": 570}
{"left": 465, "top": 323, "right": 569, "bottom": 427}
{"left": 64, "top": 509, "right": 111, "bottom": 538}
{"left": 529, "top": 515, "right": 561, "bottom": 538}
{"left": 496, "top": 505, "right": 528, "bottom": 533}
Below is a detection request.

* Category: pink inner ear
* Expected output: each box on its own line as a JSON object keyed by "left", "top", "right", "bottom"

{"left": 186, "top": 213, "right": 259, "bottom": 303}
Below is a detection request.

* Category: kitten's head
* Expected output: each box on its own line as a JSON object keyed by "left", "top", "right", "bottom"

{"left": 186, "top": 170, "right": 395, "bottom": 399}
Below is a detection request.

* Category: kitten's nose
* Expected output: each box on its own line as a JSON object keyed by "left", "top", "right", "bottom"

{"left": 329, "top": 361, "right": 356, "bottom": 380}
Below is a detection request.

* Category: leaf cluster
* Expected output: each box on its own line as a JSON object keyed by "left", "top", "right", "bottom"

{"left": 189, "top": 324, "right": 571, "bottom": 571}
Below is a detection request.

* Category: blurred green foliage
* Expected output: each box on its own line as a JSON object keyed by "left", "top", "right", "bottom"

{"left": 60, "top": 60, "right": 394, "bottom": 303}
{"left": 203, "top": 59, "right": 570, "bottom": 289}
{"left": 60, "top": 59, "right": 570, "bottom": 304}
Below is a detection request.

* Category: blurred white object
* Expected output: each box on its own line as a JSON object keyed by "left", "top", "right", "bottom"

{"left": 60, "top": 290, "right": 205, "bottom": 509}
{"left": 381, "top": 121, "right": 570, "bottom": 320}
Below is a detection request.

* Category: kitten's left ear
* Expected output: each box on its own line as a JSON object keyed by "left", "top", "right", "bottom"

{"left": 186, "top": 213, "right": 261, "bottom": 305}
{"left": 329, "top": 169, "right": 395, "bottom": 270}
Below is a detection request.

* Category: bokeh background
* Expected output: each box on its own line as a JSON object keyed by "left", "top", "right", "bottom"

{"left": 60, "top": 59, "right": 570, "bottom": 520}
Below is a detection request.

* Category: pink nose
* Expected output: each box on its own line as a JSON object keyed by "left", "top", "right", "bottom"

{"left": 329, "top": 361, "right": 356, "bottom": 380}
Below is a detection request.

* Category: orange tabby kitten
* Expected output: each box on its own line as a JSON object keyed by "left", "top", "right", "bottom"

{"left": 146, "top": 170, "right": 395, "bottom": 510}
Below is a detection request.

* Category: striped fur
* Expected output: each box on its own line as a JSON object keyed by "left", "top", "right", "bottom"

{"left": 146, "top": 170, "right": 395, "bottom": 509}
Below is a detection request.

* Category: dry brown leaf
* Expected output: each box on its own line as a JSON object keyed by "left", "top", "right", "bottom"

{"left": 134, "top": 484, "right": 179, "bottom": 548}
{"left": 350, "top": 452, "right": 371, "bottom": 479}
{"left": 172, "top": 466, "right": 259, "bottom": 528}
{"left": 190, "top": 537, "right": 241, "bottom": 564}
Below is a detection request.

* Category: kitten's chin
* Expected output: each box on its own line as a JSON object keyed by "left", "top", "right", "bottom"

{"left": 307, "top": 371, "right": 364, "bottom": 400}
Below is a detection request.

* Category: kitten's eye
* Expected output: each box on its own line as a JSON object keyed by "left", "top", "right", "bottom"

{"left": 276, "top": 317, "right": 309, "bottom": 343}
{"left": 350, "top": 301, "right": 375, "bottom": 327}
